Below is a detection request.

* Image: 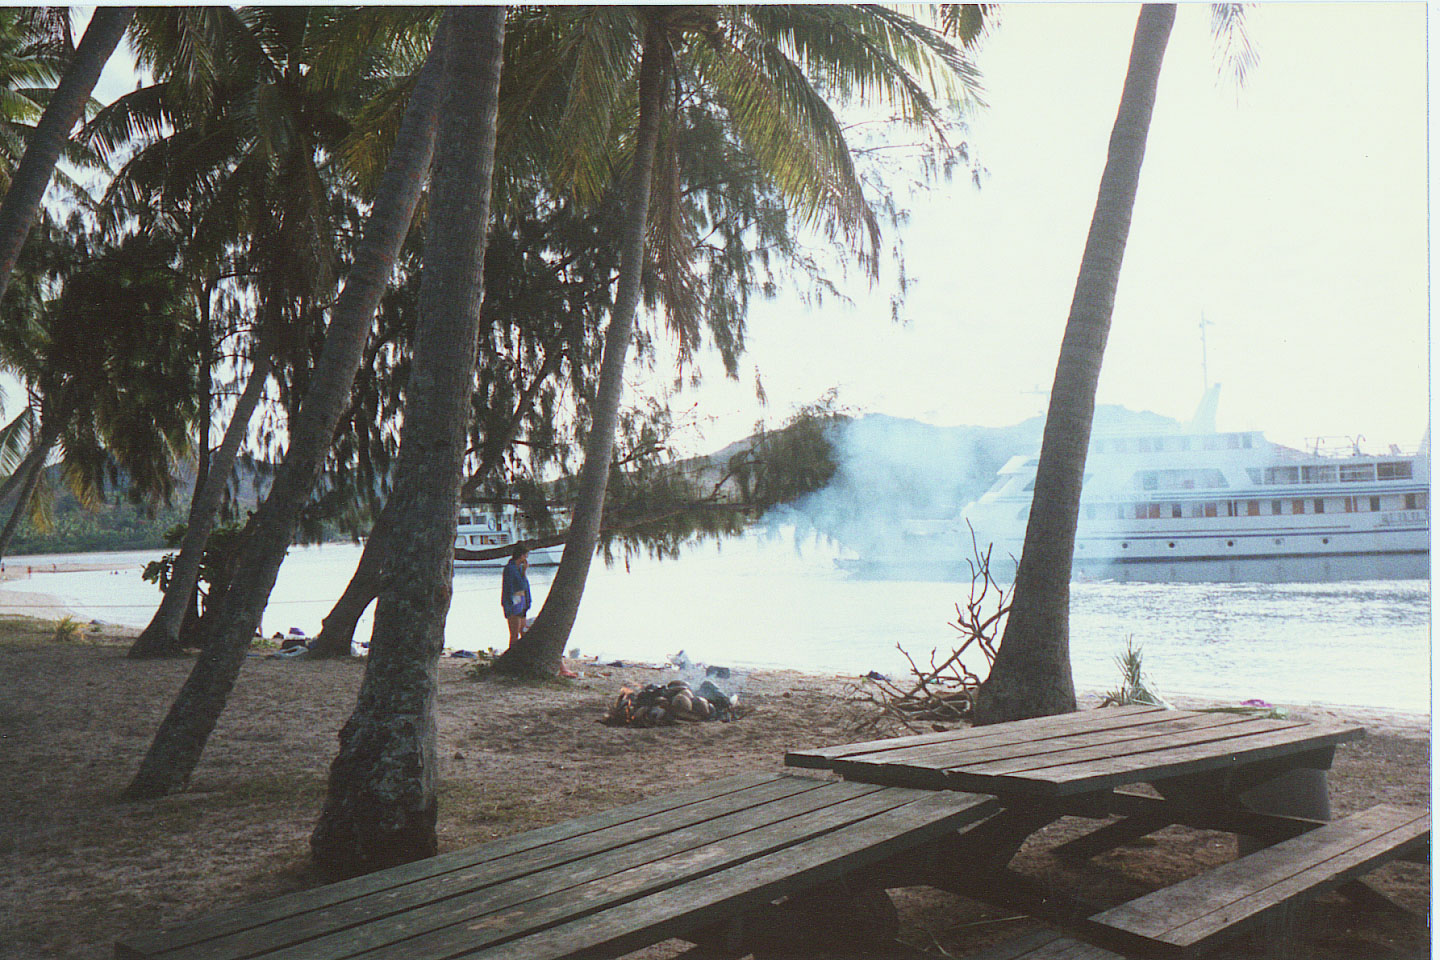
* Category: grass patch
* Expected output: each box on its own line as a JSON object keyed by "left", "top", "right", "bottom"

{"left": 0, "top": 616, "right": 62, "bottom": 645}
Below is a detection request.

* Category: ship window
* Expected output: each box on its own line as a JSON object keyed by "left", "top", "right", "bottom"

{"left": 1343, "top": 496, "right": 1355, "bottom": 513}
{"left": 1134, "top": 504, "right": 1147, "bottom": 520}
{"left": 1369, "top": 496, "right": 1381, "bottom": 511}
{"left": 1242, "top": 435, "right": 1253, "bottom": 448}
{"left": 1247, "top": 500, "right": 1260, "bottom": 516}
{"left": 1420, "top": 492, "right": 1429, "bottom": 509}
{"left": 1168, "top": 541, "right": 1175, "bottom": 548}
{"left": 1271, "top": 500, "right": 1283, "bottom": 515}
{"left": 1339, "top": 464, "right": 1375, "bottom": 482}
{"left": 1085, "top": 505, "right": 1096, "bottom": 520}
{"left": 1313, "top": 498, "right": 1324, "bottom": 514}
{"left": 1266, "top": 466, "right": 1300, "bottom": 485}
{"left": 1226, "top": 501, "right": 1238, "bottom": 517}
{"left": 1301, "top": 465, "right": 1337, "bottom": 483}
{"left": 1140, "top": 472, "right": 1158, "bottom": 491}
{"left": 1292, "top": 499, "right": 1305, "bottom": 515}
{"left": 1204, "top": 502, "right": 1218, "bottom": 518}
{"left": 1118, "top": 506, "right": 1127, "bottom": 520}
{"left": 1172, "top": 503, "right": 1183, "bottom": 518}
{"left": 1405, "top": 493, "right": 1418, "bottom": 510}
{"left": 1203, "top": 437, "right": 1220, "bottom": 451}
{"left": 1246, "top": 468, "right": 1263, "bottom": 484}
{"left": 1148, "top": 504, "right": 1162, "bottom": 519}
{"left": 1227, "top": 435, "right": 1241, "bottom": 449}
{"left": 1377, "top": 461, "right": 1413, "bottom": 480}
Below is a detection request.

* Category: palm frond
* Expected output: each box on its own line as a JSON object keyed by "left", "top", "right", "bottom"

{"left": 1210, "top": 4, "right": 1257, "bottom": 93}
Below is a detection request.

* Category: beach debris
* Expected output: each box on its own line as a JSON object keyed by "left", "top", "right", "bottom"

{"left": 602, "top": 679, "right": 738, "bottom": 727}
{"left": 845, "top": 530, "right": 1006, "bottom": 734}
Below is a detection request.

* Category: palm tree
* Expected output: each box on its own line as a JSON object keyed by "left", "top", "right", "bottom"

{"left": 0, "top": 7, "right": 132, "bottom": 303}
{"left": 310, "top": 6, "right": 506, "bottom": 875}
{"left": 971, "top": 4, "right": 1178, "bottom": 723}
{"left": 94, "top": 8, "right": 436, "bottom": 659}
{"left": 0, "top": 223, "right": 199, "bottom": 561}
{"left": 121, "top": 21, "right": 448, "bottom": 800}
{"left": 496, "top": 4, "right": 976, "bottom": 678}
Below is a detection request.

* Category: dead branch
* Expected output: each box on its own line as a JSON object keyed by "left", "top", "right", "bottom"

{"left": 845, "top": 523, "right": 1010, "bottom": 735}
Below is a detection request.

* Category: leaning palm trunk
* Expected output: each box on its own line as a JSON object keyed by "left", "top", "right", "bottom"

{"left": 973, "top": 4, "right": 1176, "bottom": 725}
{"left": 305, "top": 503, "right": 397, "bottom": 658}
{"left": 492, "top": 20, "right": 665, "bottom": 680}
{"left": 0, "top": 8, "right": 133, "bottom": 302}
{"left": 120, "top": 35, "right": 447, "bottom": 801}
{"left": 311, "top": 7, "right": 504, "bottom": 876}
{"left": 127, "top": 347, "right": 274, "bottom": 659}
{"left": 309, "top": 344, "right": 566, "bottom": 659}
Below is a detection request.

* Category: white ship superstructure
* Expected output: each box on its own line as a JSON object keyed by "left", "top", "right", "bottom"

{"left": 962, "top": 392, "right": 1429, "bottom": 582}
{"left": 453, "top": 505, "right": 563, "bottom": 569}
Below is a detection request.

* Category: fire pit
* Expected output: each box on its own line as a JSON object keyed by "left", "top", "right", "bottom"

{"left": 602, "top": 679, "right": 737, "bottom": 727}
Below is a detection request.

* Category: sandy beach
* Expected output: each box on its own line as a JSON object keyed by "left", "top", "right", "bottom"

{"left": 0, "top": 619, "right": 1428, "bottom": 960}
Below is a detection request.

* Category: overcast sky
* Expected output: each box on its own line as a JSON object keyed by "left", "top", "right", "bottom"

{"left": 675, "top": 3, "right": 1429, "bottom": 455}
{"left": 85, "top": 3, "right": 1430, "bottom": 458}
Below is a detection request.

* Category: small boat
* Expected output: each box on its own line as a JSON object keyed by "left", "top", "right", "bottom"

{"left": 454, "top": 505, "right": 563, "bottom": 569}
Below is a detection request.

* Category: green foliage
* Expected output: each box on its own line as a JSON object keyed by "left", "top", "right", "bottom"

{"left": 141, "top": 520, "right": 245, "bottom": 615}
{"left": 51, "top": 616, "right": 81, "bottom": 643}
{"left": 9, "top": 472, "right": 187, "bottom": 553}
{"left": 1100, "top": 637, "right": 1169, "bottom": 708}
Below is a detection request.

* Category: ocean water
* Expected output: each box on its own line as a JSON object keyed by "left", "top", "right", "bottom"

{"left": 9, "top": 532, "right": 1432, "bottom": 715}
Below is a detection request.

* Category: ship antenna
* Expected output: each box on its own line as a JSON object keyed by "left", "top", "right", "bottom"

{"left": 1198, "top": 311, "right": 1212, "bottom": 392}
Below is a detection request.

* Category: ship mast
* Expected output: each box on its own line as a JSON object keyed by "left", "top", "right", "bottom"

{"left": 1198, "top": 311, "right": 1212, "bottom": 392}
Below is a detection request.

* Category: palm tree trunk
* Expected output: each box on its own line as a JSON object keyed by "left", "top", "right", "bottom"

{"left": 310, "top": 339, "right": 566, "bottom": 659}
{"left": 127, "top": 344, "right": 273, "bottom": 659}
{"left": 306, "top": 503, "right": 396, "bottom": 658}
{"left": 0, "top": 7, "right": 134, "bottom": 303}
{"left": 973, "top": 4, "right": 1175, "bottom": 725}
{"left": 493, "top": 16, "right": 666, "bottom": 680}
{"left": 311, "top": 6, "right": 504, "bottom": 876}
{"left": 120, "top": 33, "right": 448, "bottom": 801}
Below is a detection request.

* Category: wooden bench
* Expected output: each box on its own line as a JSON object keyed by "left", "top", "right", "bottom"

{"left": 1086, "top": 803, "right": 1430, "bottom": 957}
{"left": 115, "top": 772, "right": 998, "bottom": 960}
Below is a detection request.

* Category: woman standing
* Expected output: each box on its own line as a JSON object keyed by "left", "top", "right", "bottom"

{"left": 501, "top": 543, "right": 530, "bottom": 647}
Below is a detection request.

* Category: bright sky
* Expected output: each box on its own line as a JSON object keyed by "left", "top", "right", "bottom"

{"left": 677, "top": 3, "right": 1430, "bottom": 455}
{"left": 81, "top": 4, "right": 1430, "bottom": 458}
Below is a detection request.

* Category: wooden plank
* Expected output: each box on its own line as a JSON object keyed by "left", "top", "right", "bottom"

{"left": 1090, "top": 804, "right": 1429, "bottom": 954}
{"left": 945, "top": 721, "right": 1364, "bottom": 797}
{"left": 449, "top": 791, "right": 997, "bottom": 960}
{"left": 785, "top": 706, "right": 1169, "bottom": 768}
{"left": 150, "top": 779, "right": 885, "bottom": 960}
{"left": 116, "top": 773, "right": 817, "bottom": 959}
{"left": 956, "top": 930, "right": 1126, "bottom": 960}
{"left": 837, "top": 711, "right": 1256, "bottom": 775}
{"left": 354, "top": 789, "right": 994, "bottom": 960}
{"left": 953, "top": 716, "right": 1312, "bottom": 777}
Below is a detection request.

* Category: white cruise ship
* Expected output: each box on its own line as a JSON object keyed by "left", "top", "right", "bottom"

{"left": 961, "top": 388, "right": 1429, "bottom": 583}
{"left": 453, "top": 505, "right": 563, "bottom": 569}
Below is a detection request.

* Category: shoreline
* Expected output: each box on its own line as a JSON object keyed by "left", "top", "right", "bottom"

{"left": 0, "top": 583, "right": 1429, "bottom": 739}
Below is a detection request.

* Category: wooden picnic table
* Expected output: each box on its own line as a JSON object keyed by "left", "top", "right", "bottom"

{"left": 787, "top": 704, "right": 1430, "bottom": 956}
{"left": 786, "top": 704, "right": 1362, "bottom": 809}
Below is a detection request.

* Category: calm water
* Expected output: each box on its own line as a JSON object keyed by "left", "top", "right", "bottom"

{"left": 9, "top": 533, "right": 1432, "bottom": 715}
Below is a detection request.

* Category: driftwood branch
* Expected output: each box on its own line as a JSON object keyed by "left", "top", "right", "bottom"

{"left": 845, "top": 525, "right": 1010, "bottom": 734}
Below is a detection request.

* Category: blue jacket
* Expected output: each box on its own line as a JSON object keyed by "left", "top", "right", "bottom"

{"left": 501, "top": 559, "right": 531, "bottom": 616}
